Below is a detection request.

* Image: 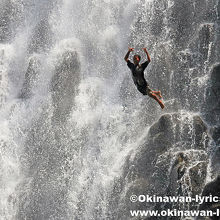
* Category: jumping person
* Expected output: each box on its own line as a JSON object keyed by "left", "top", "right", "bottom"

{"left": 124, "top": 47, "right": 165, "bottom": 109}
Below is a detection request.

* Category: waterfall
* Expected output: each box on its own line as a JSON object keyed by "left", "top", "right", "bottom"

{"left": 0, "top": 0, "right": 219, "bottom": 219}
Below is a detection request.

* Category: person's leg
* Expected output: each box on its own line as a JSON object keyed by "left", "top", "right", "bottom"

{"left": 148, "top": 92, "right": 165, "bottom": 109}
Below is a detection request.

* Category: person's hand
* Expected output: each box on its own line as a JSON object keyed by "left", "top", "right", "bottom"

{"left": 128, "top": 47, "right": 134, "bottom": 52}
{"left": 143, "top": 48, "right": 147, "bottom": 52}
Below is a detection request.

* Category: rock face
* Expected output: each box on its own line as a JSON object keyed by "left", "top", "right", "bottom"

{"left": 113, "top": 113, "right": 210, "bottom": 219}
{"left": 199, "top": 63, "right": 220, "bottom": 220}
{"left": 19, "top": 57, "right": 40, "bottom": 99}
{"left": 204, "top": 64, "right": 220, "bottom": 125}
{"left": 51, "top": 50, "right": 81, "bottom": 123}
{"left": 198, "top": 176, "right": 220, "bottom": 220}
{"left": 16, "top": 50, "right": 81, "bottom": 220}
{"left": 0, "top": 0, "right": 22, "bottom": 42}
{"left": 124, "top": 1, "right": 220, "bottom": 218}
{"left": 28, "top": 18, "right": 53, "bottom": 54}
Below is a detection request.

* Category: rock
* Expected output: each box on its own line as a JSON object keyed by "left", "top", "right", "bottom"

{"left": 211, "top": 64, "right": 220, "bottom": 86}
{"left": 28, "top": 18, "right": 53, "bottom": 54}
{"left": 193, "top": 115, "right": 209, "bottom": 150}
{"left": 204, "top": 64, "right": 220, "bottom": 124}
{"left": 114, "top": 113, "right": 209, "bottom": 217}
{"left": 16, "top": 50, "right": 81, "bottom": 219}
{"left": 210, "top": 126, "right": 220, "bottom": 145}
{"left": 19, "top": 56, "right": 40, "bottom": 99}
{"left": 198, "top": 176, "right": 220, "bottom": 220}
{"left": 189, "top": 162, "right": 207, "bottom": 196}
{"left": 170, "top": 0, "right": 195, "bottom": 47}
{"left": 198, "top": 24, "right": 215, "bottom": 62}
{"left": 51, "top": 50, "right": 81, "bottom": 123}
{"left": 0, "top": 0, "right": 22, "bottom": 42}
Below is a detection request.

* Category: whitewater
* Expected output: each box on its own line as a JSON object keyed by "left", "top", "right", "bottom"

{"left": 0, "top": 0, "right": 219, "bottom": 219}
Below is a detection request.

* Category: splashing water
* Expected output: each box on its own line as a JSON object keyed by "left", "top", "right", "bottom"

{"left": 0, "top": 0, "right": 219, "bottom": 219}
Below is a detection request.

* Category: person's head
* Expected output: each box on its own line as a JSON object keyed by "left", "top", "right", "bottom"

{"left": 133, "top": 54, "right": 141, "bottom": 65}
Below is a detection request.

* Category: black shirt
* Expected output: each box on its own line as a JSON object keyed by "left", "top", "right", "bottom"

{"left": 127, "top": 60, "right": 149, "bottom": 86}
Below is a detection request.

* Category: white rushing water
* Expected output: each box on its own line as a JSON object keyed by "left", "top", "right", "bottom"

{"left": 0, "top": 1, "right": 155, "bottom": 219}
{"left": 0, "top": 0, "right": 219, "bottom": 219}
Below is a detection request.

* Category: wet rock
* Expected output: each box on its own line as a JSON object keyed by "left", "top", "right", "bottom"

{"left": 198, "top": 176, "right": 220, "bottom": 220}
{"left": 115, "top": 113, "right": 209, "bottom": 218}
{"left": 203, "top": 63, "right": 220, "bottom": 197}
{"left": 210, "top": 126, "right": 220, "bottom": 145}
{"left": 19, "top": 57, "right": 40, "bottom": 99}
{"left": 51, "top": 50, "right": 81, "bottom": 123}
{"left": 198, "top": 24, "right": 215, "bottom": 62}
{"left": 210, "top": 63, "right": 220, "bottom": 90}
{"left": 211, "top": 147, "right": 220, "bottom": 179}
{"left": 0, "top": 3, "right": 11, "bottom": 42}
{"left": 28, "top": 18, "right": 53, "bottom": 54}
{"left": 169, "top": 0, "right": 195, "bottom": 48}
{"left": 204, "top": 64, "right": 220, "bottom": 124}
{"left": 193, "top": 115, "right": 209, "bottom": 150}
{"left": 150, "top": 0, "right": 165, "bottom": 36}
{"left": 189, "top": 162, "right": 207, "bottom": 196}
{"left": 166, "top": 153, "right": 188, "bottom": 196}
{"left": 0, "top": 0, "right": 21, "bottom": 43}
{"left": 129, "top": 113, "right": 209, "bottom": 180}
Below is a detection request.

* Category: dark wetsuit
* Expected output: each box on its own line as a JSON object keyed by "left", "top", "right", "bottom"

{"left": 127, "top": 60, "right": 151, "bottom": 95}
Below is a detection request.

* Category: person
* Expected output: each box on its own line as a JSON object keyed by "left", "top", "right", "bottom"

{"left": 124, "top": 47, "right": 165, "bottom": 109}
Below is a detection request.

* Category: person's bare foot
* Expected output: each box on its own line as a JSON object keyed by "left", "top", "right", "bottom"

{"left": 158, "top": 91, "right": 162, "bottom": 99}
{"left": 159, "top": 101, "right": 165, "bottom": 109}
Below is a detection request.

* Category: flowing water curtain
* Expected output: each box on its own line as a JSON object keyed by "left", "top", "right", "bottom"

{"left": 0, "top": 0, "right": 219, "bottom": 219}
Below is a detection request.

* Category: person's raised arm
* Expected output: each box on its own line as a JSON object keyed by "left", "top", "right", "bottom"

{"left": 143, "top": 48, "right": 151, "bottom": 62}
{"left": 124, "top": 47, "right": 134, "bottom": 62}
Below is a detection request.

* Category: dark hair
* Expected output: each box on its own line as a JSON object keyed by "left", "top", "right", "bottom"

{"left": 134, "top": 54, "right": 141, "bottom": 60}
